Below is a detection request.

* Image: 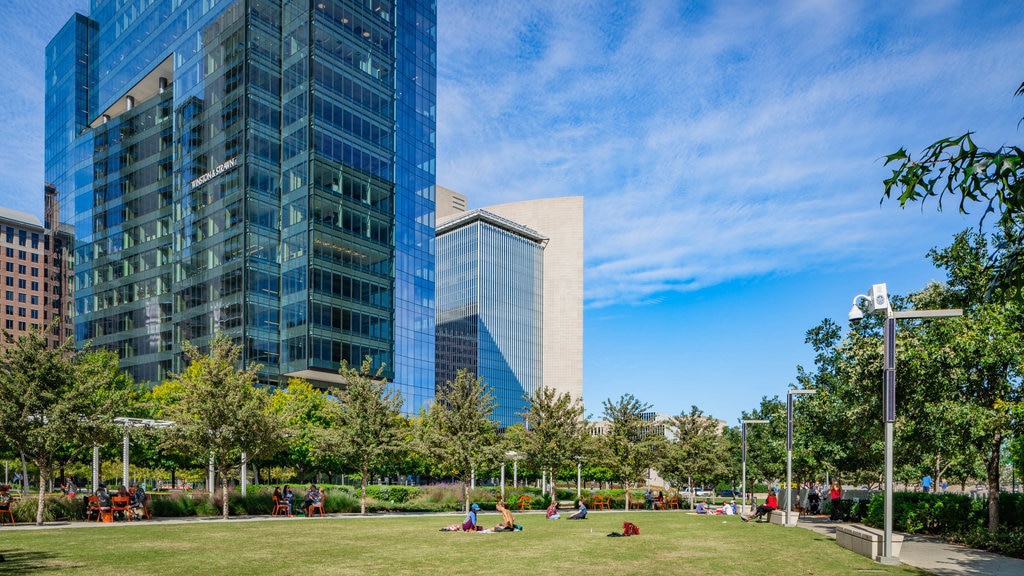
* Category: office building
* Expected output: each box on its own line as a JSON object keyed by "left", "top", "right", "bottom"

{"left": 0, "top": 186, "right": 73, "bottom": 349}
{"left": 44, "top": 0, "right": 436, "bottom": 414}
{"left": 435, "top": 209, "right": 545, "bottom": 428}
{"left": 437, "top": 190, "right": 583, "bottom": 404}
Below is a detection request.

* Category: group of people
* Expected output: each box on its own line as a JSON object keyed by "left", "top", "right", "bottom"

{"left": 93, "top": 482, "right": 148, "bottom": 520}
{"left": 695, "top": 499, "right": 737, "bottom": 515}
{"left": 740, "top": 481, "right": 845, "bottom": 523}
{"left": 272, "top": 484, "right": 324, "bottom": 516}
{"left": 441, "top": 498, "right": 588, "bottom": 532}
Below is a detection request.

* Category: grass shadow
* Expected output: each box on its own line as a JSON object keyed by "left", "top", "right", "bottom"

{"left": 0, "top": 549, "right": 65, "bottom": 574}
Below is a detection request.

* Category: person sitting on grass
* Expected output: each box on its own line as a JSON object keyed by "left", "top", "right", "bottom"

{"left": 493, "top": 499, "right": 519, "bottom": 531}
{"left": 742, "top": 489, "right": 777, "bottom": 522}
{"left": 546, "top": 499, "right": 561, "bottom": 520}
{"left": 441, "top": 503, "right": 481, "bottom": 531}
{"left": 695, "top": 501, "right": 708, "bottom": 514}
{"left": 567, "top": 499, "right": 587, "bottom": 520}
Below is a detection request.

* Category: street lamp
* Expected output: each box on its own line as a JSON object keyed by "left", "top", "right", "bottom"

{"left": 786, "top": 389, "right": 817, "bottom": 526}
{"left": 850, "top": 283, "right": 962, "bottom": 564}
{"left": 741, "top": 419, "right": 769, "bottom": 515}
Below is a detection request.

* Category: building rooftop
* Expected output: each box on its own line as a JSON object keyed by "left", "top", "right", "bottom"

{"left": 436, "top": 208, "right": 548, "bottom": 244}
{"left": 0, "top": 206, "right": 43, "bottom": 229}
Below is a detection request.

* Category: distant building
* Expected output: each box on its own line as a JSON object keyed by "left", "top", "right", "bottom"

{"left": 435, "top": 209, "right": 546, "bottom": 428}
{"left": 0, "top": 185, "right": 72, "bottom": 349}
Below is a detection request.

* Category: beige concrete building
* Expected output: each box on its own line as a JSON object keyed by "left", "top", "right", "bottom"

{"left": 436, "top": 190, "right": 583, "bottom": 403}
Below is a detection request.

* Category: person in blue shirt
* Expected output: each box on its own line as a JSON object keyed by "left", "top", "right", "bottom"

{"left": 922, "top": 475, "right": 932, "bottom": 493}
{"left": 568, "top": 499, "right": 588, "bottom": 520}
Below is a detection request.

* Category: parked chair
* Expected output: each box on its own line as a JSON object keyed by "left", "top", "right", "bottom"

{"left": 308, "top": 500, "right": 325, "bottom": 517}
{"left": 273, "top": 496, "right": 292, "bottom": 517}
{"left": 85, "top": 496, "right": 101, "bottom": 522}
{"left": 515, "top": 495, "right": 532, "bottom": 511}
{"left": 665, "top": 496, "right": 680, "bottom": 510}
{"left": 111, "top": 496, "right": 132, "bottom": 522}
{"left": 0, "top": 502, "right": 14, "bottom": 526}
{"left": 592, "top": 495, "right": 610, "bottom": 510}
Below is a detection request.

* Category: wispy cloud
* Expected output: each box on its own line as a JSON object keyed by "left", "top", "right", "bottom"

{"left": 438, "top": 0, "right": 1024, "bottom": 307}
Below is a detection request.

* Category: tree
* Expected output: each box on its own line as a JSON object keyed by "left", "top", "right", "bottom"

{"left": 418, "top": 369, "right": 498, "bottom": 512}
{"left": 911, "top": 231, "right": 1024, "bottom": 531}
{"left": 599, "top": 394, "right": 664, "bottom": 510}
{"left": 156, "top": 334, "right": 284, "bottom": 519}
{"left": 270, "top": 378, "right": 336, "bottom": 479}
{"left": 319, "top": 357, "right": 407, "bottom": 514}
{"left": 741, "top": 397, "right": 787, "bottom": 490}
{"left": 518, "top": 386, "right": 588, "bottom": 495}
{"left": 659, "top": 406, "right": 728, "bottom": 508}
{"left": 0, "top": 329, "right": 135, "bottom": 525}
{"left": 882, "top": 82, "right": 1024, "bottom": 299}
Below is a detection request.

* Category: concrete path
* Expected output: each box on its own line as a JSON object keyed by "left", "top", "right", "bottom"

{"left": 798, "top": 516, "right": 1024, "bottom": 576}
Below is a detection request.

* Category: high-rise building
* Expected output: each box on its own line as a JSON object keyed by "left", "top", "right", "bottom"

{"left": 0, "top": 186, "right": 73, "bottom": 349}
{"left": 436, "top": 191, "right": 584, "bottom": 405}
{"left": 44, "top": 0, "right": 437, "bottom": 414}
{"left": 435, "top": 209, "right": 545, "bottom": 428}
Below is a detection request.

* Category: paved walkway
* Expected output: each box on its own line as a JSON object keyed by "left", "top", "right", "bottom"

{"left": 798, "top": 517, "right": 1024, "bottom": 576}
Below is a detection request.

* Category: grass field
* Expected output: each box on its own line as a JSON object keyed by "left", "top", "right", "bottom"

{"left": 0, "top": 510, "right": 931, "bottom": 575}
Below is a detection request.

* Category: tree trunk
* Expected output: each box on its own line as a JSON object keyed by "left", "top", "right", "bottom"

{"left": 986, "top": 433, "right": 1002, "bottom": 532}
{"left": 220, "top": 468, "right": 230, "bottom": 519}
{"left": 623, "top": 479, "right": 630, "bottom": 511}
{"left": 20, "top": 452, "right": 29, "bottom": 494}
{"left": 35, "top": 464, "right": 48, "bottom": 525}
{"left": 462, "top": 478, "right": 470, "bottom": 514}
{"left": 360, "top": 461, "right": 368, "bottom": 515}
{"left": 687, "top": 474, "right": 694, "bottom": 509}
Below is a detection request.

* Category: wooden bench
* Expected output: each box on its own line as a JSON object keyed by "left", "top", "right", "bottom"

{"left": 835, "top": 524, "right": 904, "bottom": 560}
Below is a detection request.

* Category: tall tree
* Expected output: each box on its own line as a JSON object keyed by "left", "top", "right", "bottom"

{"left": 659, "top": 406, "right": 727, "bottom": 508}
{"left": 0, "top": 329, "right": 135, "bottom": 525}
{"left": 270, "top": 377, "right": 336, "bottom": 478}
{"left": 157, "top": 334, "right": 284, "bottom": 519}
{"left": 599, "top": 394, "right": 664, "bottom": 510}
{"left": 882, "top": 82, "right": 1024, "bottom": 299}
{"left": 519, "top": 386, "right": 588, "bottom": 495}
{"left": 419, "top": 369, "right": 498, "bottom": 512}
{"left": 741, "top": 397, "right": 787, "bottom": 490}
{"left": 319, "top": 357, "right": 407, "bottom": 514}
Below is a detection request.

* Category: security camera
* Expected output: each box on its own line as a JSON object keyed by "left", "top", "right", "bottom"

{"left": 848, "top": 304, "right": 864, "bottom": 323}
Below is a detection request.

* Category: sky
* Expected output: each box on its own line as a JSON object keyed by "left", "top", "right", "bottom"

{"left": 1, "top": 1, "right": 1022, "bottom": 425}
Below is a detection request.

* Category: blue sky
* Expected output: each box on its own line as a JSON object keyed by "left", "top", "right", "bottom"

{"left": 1, "top": 1, "right": 1022, "bottom": 425}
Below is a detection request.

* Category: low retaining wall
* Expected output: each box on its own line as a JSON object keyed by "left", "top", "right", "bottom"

{"left": 767, "top": 509, "right": 798, "bottom": 527}
{"left": 835, "top": 524, "right": 904, "bottom": 560}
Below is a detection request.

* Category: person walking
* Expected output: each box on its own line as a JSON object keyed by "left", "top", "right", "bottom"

{"left": 828, "top": 481, "right": 843, "bottom": 522}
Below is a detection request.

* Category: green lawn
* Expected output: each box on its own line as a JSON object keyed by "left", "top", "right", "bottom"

{"left": 0, "top": 510, "right": 931, "bottom": 575}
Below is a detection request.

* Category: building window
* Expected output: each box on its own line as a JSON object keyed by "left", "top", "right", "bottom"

{"left": 30, "top": 310, "right": 38, "bottom": 319}
{"left": 4, "top": 305, "right": 11, "bottom": 315}
{"left": 4, "top": 291, "right": 10, "bottom": 300}
{"left": 18, "top": 293, "right": 26, "bottom": 303}
{"left": 31, "top": 295, "right": 38, "bottom": 305}
{"left": 18, "top": 250, "right": 26, "bottom": 260}
{"left": 4, "top": 248, "right": 11, "bottom": 257}
{"left": 4, "top": 276, "right": 11, "bottom": 286}
{"left": 18, "top": 264, "right": 26, "bottom": 274}
{"left": 4, "top": 262, "right": 11, "bottom": 272}
{"left": 18, "top": 307, "right": 26, "bottom": 317}
{"left": 31, "top": 253, "right": 39, "bottom": 263}
{"left": 31, "top": 281, "right": 38, "bottom": 290}
{"left": 31, "top": 267, "right": 38, "bottom": 277}
{"left": 18, "top": 279, "right": 26, "bottom": 288}
{"left": 4, "top": 319, "right": 11, "bottom": 329}
{"left": 18, "top": 321, "right": 25, "bottom": 331}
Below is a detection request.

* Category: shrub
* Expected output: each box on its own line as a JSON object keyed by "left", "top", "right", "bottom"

{"left": 948, "top": 526, "right": 1024, "bottom": 559}
{"left": 12, "top": 495, "right": 85, "bottom": 523}
{"left": 863, "top": 493, "right": 983, "bottom": 534}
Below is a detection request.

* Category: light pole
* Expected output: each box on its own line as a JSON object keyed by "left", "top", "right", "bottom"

{"left": 741, "top": 419, "right": 769, "bottom": 515}
{"left": 786, "top": 389, "right": 817, "bottom": 526}
{"left": 849, "top": 283, "right": 962, "bottom": 564}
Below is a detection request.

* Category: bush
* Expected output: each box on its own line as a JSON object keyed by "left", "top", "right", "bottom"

{"left": 863, "top": 493, "right": 983, "bottom": 534}
{"left": 948, "top": 526, "right": 1024, "bottom": 559}
{"left": 12, "top": 495, "right": 85, "bottom": 523}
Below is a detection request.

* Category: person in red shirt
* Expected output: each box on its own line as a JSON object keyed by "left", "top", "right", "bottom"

{"left": 741, "top": 488, "right": 778, "bottom": 522}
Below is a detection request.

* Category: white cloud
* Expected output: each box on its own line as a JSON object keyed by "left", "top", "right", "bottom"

{"left": 437, "top": 0, "right": 1023, "bottom": 308}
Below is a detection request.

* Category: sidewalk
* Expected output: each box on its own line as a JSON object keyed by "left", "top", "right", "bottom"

{"left": 798, "top": 516, "right": 1024, "bottom": 576}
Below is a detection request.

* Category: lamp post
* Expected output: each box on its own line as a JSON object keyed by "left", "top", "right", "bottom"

{"left": 786, "top": 389, "right": 817, "bottom": 527}
{"left": 741, "top": 419, "right": 769, "bottom": 515}
{"left": 849, "top": 283, "right": 962, "bottom": 564}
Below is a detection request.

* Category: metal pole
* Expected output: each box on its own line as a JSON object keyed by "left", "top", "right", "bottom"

{"left": 786, "top": 396, "right": 793, "bottom": 526}
{"left": 501, "top": 462, "right": 506, "bottom": 501}
{"left": 471, "top": 465, "right": 475, "bottom": 490}
{"left": 513, "top": 461, "right": 518, "bottom": 489}
{"left": 880, "top": 314, "right": 897, "bottom": 564}
{"left": 208, "top": 452, "right": 215, "bottom": 496}
{"left": 241, "top": 452, "right": 248, "bottom": 497}
{"left": 577, "top": 462, "right": 582, "bottom": 498}
{"left": 122, "top": 432, "right": 130, "bottom": 487}
{"left": 92, "top": 445, "right": 99, "bottom": 492}
{"left": 741, "top": 423, "right": 747, "bottom": 514}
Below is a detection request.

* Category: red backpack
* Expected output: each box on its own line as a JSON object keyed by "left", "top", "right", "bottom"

{"left": 623, "top": 521, "right": 640, "bottom": 536}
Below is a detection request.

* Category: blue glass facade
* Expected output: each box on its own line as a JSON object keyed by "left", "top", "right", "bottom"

{"left": 435, "top": 212, "right": 544, "bottom": 428}
{"left": 44, "top": 0, "right": 435, "bottom": 415}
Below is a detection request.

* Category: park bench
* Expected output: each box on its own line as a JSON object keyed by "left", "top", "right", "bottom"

{"left": 835, "top": 524, "right": 904, "bottom": 560}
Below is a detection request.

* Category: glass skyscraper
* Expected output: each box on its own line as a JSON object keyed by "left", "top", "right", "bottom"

{"left": 435, "top": 210, "right": 545, "bottom": 428}
{"left": 44, "top": 0, "right": 436, "bottom": 415}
